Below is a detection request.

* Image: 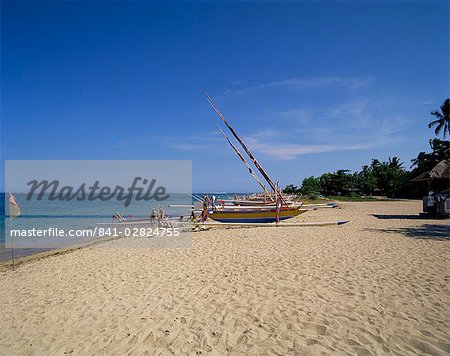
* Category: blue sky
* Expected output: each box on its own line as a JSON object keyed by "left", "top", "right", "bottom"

{"left": 1, "top": 1, "right": 449, "bottom": 192}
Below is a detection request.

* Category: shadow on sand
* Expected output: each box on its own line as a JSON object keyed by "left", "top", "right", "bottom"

{"left": 366, "top": 224, "right": 449, "bottom": 240}
{"left": 371, "top": 214, "right": 442, "bottom": 220}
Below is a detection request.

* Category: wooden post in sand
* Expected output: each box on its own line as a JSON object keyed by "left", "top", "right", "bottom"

{"left": 10, "top": 235, "right": 15, "bottom": 271}
{"left": 8, "top": 193, "right": 21, "bottom": 271}
{"left": 275, "top": 195, "right": 278, "bottom": 226}
{"left": 157, "top": 204, "right": 160, "bottom": 228}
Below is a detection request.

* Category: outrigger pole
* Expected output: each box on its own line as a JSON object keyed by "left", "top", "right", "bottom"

{"left": 188, "top": 193, "right": 203, "bottom": 202}
{"left": 194, "top": 220, "right": 349, "bottom": 228}
{"left": 216, "top": 124, "right": 273, "bottom": 200}
{"left": 205, "top": 91, "right": 286, "bottom": 205}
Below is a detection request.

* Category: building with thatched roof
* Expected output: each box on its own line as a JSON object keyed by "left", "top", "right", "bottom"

{"left": 412, "top": 159, "right": 450, "bottom": 182}
{"left": 413, "top": 160, "right": 450, "bottom": 217}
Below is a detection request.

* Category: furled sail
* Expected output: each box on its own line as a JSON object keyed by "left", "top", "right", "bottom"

{"left": 216, "top": 124, "right": 273, "bottom": 199}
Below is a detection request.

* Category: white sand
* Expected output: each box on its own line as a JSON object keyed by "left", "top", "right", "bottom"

{"left": 0, "top": 201, "right": 449, "bottom": 355}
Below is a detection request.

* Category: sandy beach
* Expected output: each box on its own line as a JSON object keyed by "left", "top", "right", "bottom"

{"left": 0, "top": 200, "right": 449, "bottom": 355}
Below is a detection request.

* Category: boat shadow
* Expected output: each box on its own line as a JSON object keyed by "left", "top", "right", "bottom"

{"left": 366, "top": 224, "right": 450, "bottom": 240}
{"left": 371, "top": 214, "right": 432, "bottom": 220}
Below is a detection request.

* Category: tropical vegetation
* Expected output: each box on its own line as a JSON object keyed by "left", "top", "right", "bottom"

{"left": 283, "top": 98, "right": 450, "bottom": 199}
{"left": 428, "top": 98, "right": 450, "bottom": 139}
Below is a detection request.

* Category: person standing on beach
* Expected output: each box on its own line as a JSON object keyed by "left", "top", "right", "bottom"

{"left": 150, "top": 208, "right": 157, "bottom": 224}
{"left": 202, "top": 195, "right": 209, "bottom": 222}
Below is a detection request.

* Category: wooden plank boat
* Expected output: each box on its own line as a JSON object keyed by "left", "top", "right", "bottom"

{"left": 207, "top": 206, "right": 307, "bottom": 223}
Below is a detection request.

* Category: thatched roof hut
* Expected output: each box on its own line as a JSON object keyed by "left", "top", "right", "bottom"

{"left": 412, "top": 159, "right": 450, "bottom": 181}
{"left": 430, "top": 159, "right": 450, "bottom": 179}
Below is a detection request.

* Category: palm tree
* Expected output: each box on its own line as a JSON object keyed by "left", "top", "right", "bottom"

{"left": 428, "top": 98, "right": 450, "bottom": 139}
{"left": 370, "top": 159, "right": 381, "bottom": 170}
{"left": 410, "top": 151, "right": 431, "bottom": 170}
{"left": 387, "top": 156, "right": 403, "bottom": 169}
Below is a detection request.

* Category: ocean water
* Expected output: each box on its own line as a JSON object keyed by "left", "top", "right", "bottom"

{"left": 0, "top": 193, "right": 195, "bottom": 261}
{"left": 0, "top": 192, "right": 237, "bottom": 261}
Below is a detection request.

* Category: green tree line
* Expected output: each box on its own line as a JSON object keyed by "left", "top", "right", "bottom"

{"left": 283, "top": 99, "right": 450, "bottom": 199}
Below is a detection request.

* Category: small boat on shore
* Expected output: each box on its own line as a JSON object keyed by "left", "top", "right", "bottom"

{"left": 207, "top": 205, "right": 307, "bottom": 223}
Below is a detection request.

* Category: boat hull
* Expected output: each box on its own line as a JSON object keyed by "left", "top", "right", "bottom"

{"left": 208, "top": 208, "right": 307, "bottom": 223}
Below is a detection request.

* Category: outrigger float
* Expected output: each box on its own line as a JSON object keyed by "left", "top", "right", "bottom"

{"left": 193, "top": 220, "right": 349, "bottom": 228}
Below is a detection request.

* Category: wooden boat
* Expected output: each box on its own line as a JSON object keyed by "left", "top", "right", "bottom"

{"left": 205, "top": 93, "right": 307, "bottom": 224}
{"left": 208, "top": 206, "right": 307, "bottom": 223}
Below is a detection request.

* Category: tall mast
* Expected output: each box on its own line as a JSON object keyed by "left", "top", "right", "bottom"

{"left": 205, "top": 91, "right": 285, "bottom": 204}
{"left": 216, "top": 124, "right": 273, "bottom": 199}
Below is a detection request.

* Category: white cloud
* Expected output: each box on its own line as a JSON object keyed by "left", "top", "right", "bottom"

{"left": 246, "top": 137, "right": 374, "bottom": 161}
{"left": 218, "top": 76, "right": 373, "bottom": 98}
{"left": 279, "top": 108, "right": 314, "bottom": 123}
{"left": 166, "top": 142, "right": 205, "bottom": 151}
{"left": 328, "top": 98, "right": 372, "bottom": 129}
{"left": 161, "top": 85, "right": 415, "bottom": 162}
